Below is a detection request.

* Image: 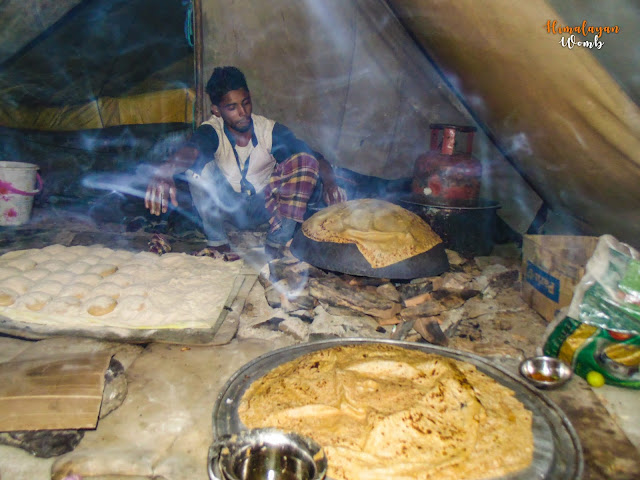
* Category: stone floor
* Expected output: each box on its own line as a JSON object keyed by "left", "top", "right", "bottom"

{"left": 0, "top": 205, "right": 639, "bottom": 480}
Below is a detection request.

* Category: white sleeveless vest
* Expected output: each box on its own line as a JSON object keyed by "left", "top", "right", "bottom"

{"left": 199, "top": 114, "right": 276, "bottom": 193}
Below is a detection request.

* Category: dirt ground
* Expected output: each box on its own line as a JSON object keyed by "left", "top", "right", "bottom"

{"left": 0, "top": 205, "right": 638, "bottom": 480}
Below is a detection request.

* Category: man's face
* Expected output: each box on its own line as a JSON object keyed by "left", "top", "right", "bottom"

{"left": 211, "top": 88, "right": 253, "bottom": 134}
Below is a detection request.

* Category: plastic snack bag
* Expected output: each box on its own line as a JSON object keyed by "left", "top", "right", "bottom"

{"left": 543, "top": 235, "right": 640, "bottom": 389}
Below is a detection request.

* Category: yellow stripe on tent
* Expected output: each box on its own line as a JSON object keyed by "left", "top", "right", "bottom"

{"left": 0, "top": 88, "right": 195, "bottom": 131}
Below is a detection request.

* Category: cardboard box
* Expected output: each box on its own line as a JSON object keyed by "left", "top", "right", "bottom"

{"left": 521, "top": 235, "right": 599, "bottom": 322}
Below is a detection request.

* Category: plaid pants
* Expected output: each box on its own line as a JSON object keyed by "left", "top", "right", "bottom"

{"left": 188, "top": 153, "right": 319, "bottom": 246}
{"left": 264, "top": 152, "right": 319, "bottom": 235}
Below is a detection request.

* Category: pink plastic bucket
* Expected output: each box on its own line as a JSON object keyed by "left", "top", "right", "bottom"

{"left": 0, "top": 161, "right": 43, "bottom": 226}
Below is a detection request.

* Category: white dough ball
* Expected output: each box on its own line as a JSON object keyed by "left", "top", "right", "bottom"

{"left": 1, "top": 276, "right": 34, "bottom": 295}
{"left": 30, "top": 280, "right": 64, "bottom": 296}
{"left": 22, "top": 269, "right": 51, "bottom": 282}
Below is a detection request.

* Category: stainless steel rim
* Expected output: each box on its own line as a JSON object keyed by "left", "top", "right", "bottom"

{"left": 212, "top": 338, "right": 584, "bottom": 480}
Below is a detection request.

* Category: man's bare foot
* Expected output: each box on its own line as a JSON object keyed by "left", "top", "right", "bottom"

{"left": 192, "top": 245, "right": 240, "bottom": 262}
{"left": 264, "top": 242, "right": 288, "bottom": 260}
{"left": 148, "top": 234, "right": 172, "bottom": 255}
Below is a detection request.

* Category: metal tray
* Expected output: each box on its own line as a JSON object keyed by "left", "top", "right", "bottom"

{"left": 0, "top": 269, "right": 256, "bottom": 346}
{"left": 212, "top": 339, "right": 583, "bottom": 480}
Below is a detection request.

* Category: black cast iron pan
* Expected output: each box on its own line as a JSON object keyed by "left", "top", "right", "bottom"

{"left": 290, "top": 229, "right": 449, "bottom": 279}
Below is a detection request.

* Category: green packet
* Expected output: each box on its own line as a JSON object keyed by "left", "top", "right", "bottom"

{"left": 543, "top": 316, "right": 640, "bottom": 389}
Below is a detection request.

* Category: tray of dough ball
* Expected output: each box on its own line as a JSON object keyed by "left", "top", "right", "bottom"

{"left": 0, "top": 244, "right": 248, "bottom": 344}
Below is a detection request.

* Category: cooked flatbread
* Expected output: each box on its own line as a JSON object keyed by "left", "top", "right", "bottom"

{"left": 302, "top": 199, "right": 442, "bottom": 268}
{"left": 238, "top": 344, "right": 533, "bottom": 480}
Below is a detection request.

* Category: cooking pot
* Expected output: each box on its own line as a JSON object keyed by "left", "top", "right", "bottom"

{"left": 400, "top": 195, "right": 500, "bottom": 258}
{"left": 290, "top": 228, "right": 449, "bottom": 279}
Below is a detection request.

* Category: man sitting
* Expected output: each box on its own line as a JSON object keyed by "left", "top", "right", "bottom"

{"left": 144, "top": 66, "right": 346, "bottom": 258}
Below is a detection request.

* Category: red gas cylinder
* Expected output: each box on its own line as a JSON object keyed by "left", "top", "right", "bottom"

{"left": 412, "top": 124, "right": 482, "bottom": 203}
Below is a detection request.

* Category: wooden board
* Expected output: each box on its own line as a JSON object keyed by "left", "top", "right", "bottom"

{"left": 0, "top": 351, "right": 112, "bottom": 431}
{"left": 546, "top": 380, "right": 640, "bottom": 480}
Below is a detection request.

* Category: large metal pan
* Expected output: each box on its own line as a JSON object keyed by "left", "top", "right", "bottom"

{"left": 212, "top": 338, "right": 584, "bottom": 480}
{"left": 289, "top": 228, "right": 449, "bottom": 279}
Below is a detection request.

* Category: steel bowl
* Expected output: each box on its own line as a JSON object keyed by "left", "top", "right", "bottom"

{"left": 208, "top": 428, "right": 327, "bottom": 480}
{"left": 519, "top": 356, "right": 573, "bottom": 389}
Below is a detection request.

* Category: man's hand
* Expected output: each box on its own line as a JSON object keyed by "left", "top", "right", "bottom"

{"left": 315, "top": 152, "right": 347, "bottom": 206}
{"left": 145, "top": 165, "right": 178, "bottom": 216}
{"left": 144, "top": 145, "right": 199, "bottom": 216}
{"left": 322, "top": 181, "right": 347, "bottom": 205}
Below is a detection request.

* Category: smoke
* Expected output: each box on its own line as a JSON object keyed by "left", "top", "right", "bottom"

{"left": 81, "top": 171, "right": 149, "bottom": 203}
{"left": 76, "top": 128, "right": 204, "bottom": 226}
{"left": 467, "top": 94, "right": 488, "bottom": 117}
{"left": 503, "top": 132, "right": 533, "bottom": 156}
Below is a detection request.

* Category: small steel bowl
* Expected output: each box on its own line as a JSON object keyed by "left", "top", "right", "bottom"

{"left": 519, "top": 356, "right": 573, "bottom": 389}
{"left": 208, "top": 428, "right": 327, "bottom": 480}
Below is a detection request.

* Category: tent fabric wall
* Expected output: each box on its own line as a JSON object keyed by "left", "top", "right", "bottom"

{"left": 203, "top": 0, "right": 470, "bottom": 177}
{"left": 548, "top": 0, "right": 640, "bottom": 105}
{"left": 0, "top": 0, "right": 83, "bottom": 65}
{"left": 0, "top": 88, "right": 195, "bottom": 131}
{"left": 200, "top": 0, "right": 474, "bottom": 178}
{"left": 0, "top": 0, "right": 194, "bottom": 131}
{"left": 200, "top": 0, "right": 542, "bottom": 233}
{"left": 386, "top": 0, "right": 640, "bottom": 245}
{"left": 3, "top": 0, "right": 637, "bottom": 244}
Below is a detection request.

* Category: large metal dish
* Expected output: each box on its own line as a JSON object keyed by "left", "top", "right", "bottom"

{"left": 212, "top": 338, "right": 583, "bottom": 480}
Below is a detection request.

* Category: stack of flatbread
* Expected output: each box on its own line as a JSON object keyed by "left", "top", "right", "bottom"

{"left": 302, "top": 199, "right": 442, "bottom": 268}
{"left": 239, "top": 344, "right": 533, "bottom": 480}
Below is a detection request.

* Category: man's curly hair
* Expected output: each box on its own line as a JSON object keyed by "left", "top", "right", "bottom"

{"left": 205, "top": 66, "right": 249, "bottom": 105}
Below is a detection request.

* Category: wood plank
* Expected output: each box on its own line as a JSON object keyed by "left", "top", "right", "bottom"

{"left": 0, "top": 351, "right": 112, "bottom": 431}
